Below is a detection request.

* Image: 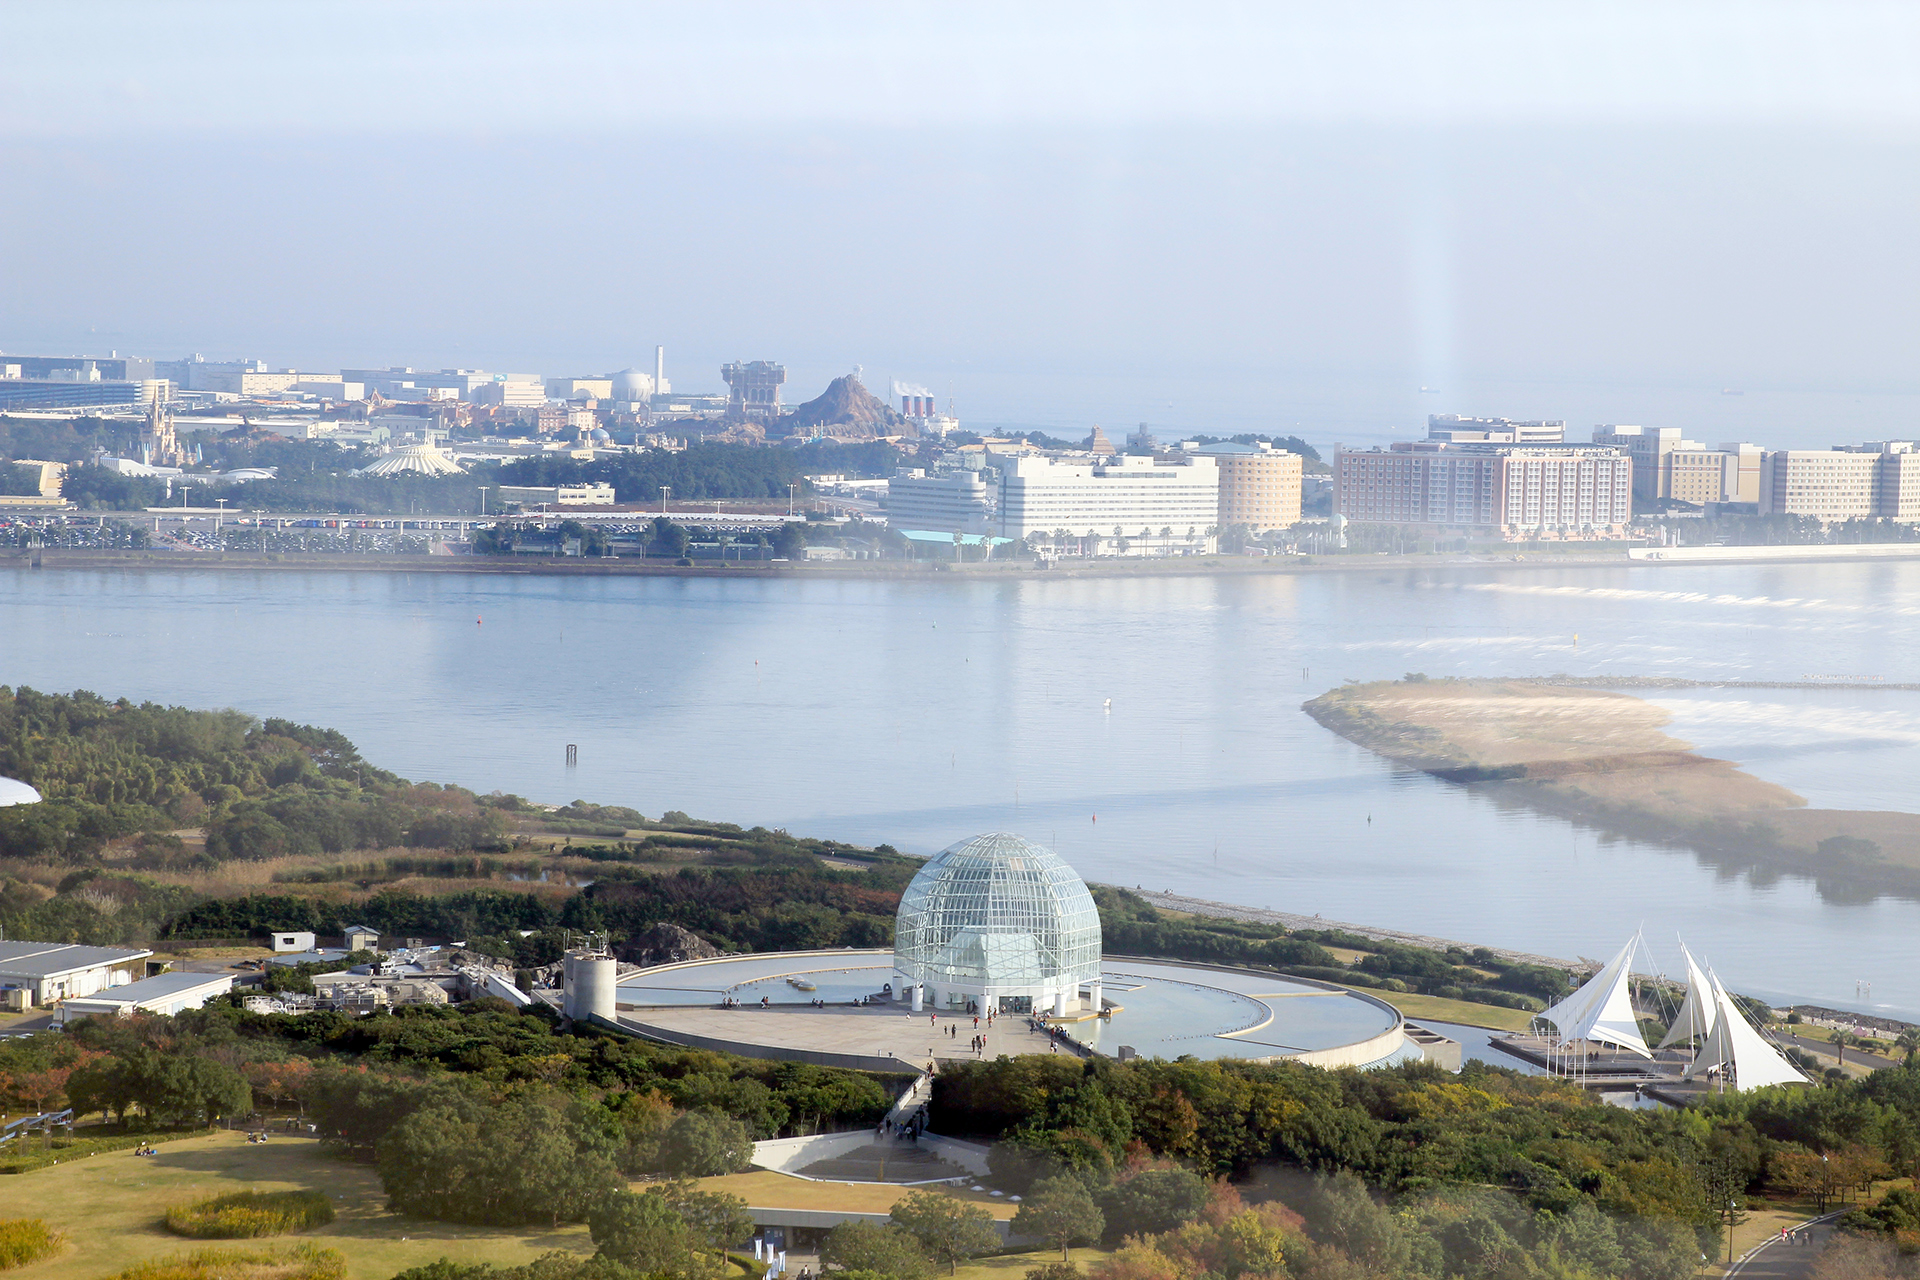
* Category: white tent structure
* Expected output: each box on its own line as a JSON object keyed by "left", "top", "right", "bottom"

{"left": 0, "top": 775, "right": 41, "bottom": 807}
{"left": 1655, "top": 942, "right": 1717, "bottom": 1051}
{"left": 1536, "top": 936, "right": 1652, "bottom": 1059}
{"left": 1684, "top": 970, "right": 1809, "bottom": 1091}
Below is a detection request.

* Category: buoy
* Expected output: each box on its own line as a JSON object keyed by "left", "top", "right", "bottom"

{"left": 476, "top": 616, "right": 482, "bottom": 625}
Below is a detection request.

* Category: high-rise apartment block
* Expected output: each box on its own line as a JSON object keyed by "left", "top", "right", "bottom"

{"left": 1334, "top": 442, "right": 1633, "bottom": 538}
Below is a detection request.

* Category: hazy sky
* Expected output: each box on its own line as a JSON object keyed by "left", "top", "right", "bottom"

{"left": 5, "top": 2, "right": 1919, "bottom": 445}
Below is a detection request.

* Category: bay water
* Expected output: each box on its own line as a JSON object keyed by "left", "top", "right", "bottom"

{"left": 7, "top": 560, "right": 1920, "bottom": 1018}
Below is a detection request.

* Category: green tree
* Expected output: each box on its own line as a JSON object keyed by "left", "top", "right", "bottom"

{"left": 659, "top": 1109, "right": 754, "bottom": 1176}
{"left": 888, "top": 1190, "right": 1000, "bottom": 1275}
{"left": 1011, "top": 1177, "right": 1104, "bottom": 1262}
{"left": 820, "top": 1222, "right": 934, "bottom": 1280}
{"left": 590, "top": 1190, "right": 704, "bottom": 1280}
{"left": 657, "top": 1182, "right": 754, "bottom": 1266}
{"left": 378, "top": 1096, "right": 619, "bottom": 1227}
{"left": 1099, "top": 1168, "right": 1208, "bottom": 1242}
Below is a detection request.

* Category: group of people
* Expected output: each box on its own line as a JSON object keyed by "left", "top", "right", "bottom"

{"left": 245, "top": 1130, "right": 271, "bottom": 1144}
{"left": 131, "top": 1142, "right": 159, "bottom": 1157}
{"left": 1776, "top": 1227, "right": 1816, "bottom": 1247}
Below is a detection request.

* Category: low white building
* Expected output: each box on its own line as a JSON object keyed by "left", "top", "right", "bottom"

{"left": 57, "top": 971, "right": 235, "bottom": 1025}
{"left": 496, "top": 482, "right": 617, "bottom": 507}
{"left": 271, "top": 931, "right": 316, "bottom": 953}
{"left": 0, "top": 942, "right": 152, "bottom": 1006}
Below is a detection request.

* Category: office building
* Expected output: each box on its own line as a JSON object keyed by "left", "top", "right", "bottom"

{"left": 1187, "top": 441, "right": 1304, "bottom": 531}
{"left": 1334, "top": 442, "right": 1633, "bottom": 537}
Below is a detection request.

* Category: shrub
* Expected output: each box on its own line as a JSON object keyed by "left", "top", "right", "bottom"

{"left": 0, "top": 1219, "right": 63, "bottom": 1270}
{"left": 165, "top": 1191, "right": 336, "bottom": 1239}
{"left": 108, "top": 1244, "right": 344, "bottom": 1280}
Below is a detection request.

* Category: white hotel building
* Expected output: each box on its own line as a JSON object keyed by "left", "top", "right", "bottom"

{"left": 887, "top": 454, "right": 1221, "bottom": 554}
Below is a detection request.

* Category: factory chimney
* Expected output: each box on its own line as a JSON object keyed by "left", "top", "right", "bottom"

{"left": 654, "top": 346, "right": 665, "bottom": 396}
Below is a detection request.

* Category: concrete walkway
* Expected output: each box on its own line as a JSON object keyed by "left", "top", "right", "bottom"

{"left": 630, "top": 1003, "right": 1070, "bottom": 1069}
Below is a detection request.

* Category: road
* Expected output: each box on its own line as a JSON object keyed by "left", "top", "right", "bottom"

{"left": 1728, "top": 1213, "right": 1843, "bottom": 1278}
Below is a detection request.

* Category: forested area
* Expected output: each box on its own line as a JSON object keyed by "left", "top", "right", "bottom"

{"left": 495, "top": 441, "right": 899, "bottom": 504}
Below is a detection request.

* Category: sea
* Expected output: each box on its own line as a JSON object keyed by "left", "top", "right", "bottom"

{"left": 7, "top": 558, "right": 1920, "bottom": 1019}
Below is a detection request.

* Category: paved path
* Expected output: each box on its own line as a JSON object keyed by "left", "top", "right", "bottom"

{"left": 1727, "top": 1213, "right": 1842, "bottom": 1278}
{"left": 1124, "top": 889, "right": 1581, "bottom": 969}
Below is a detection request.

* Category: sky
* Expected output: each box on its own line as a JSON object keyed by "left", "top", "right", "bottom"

{"left": 4, "top": 1, "right": 1920, "bottom": 446}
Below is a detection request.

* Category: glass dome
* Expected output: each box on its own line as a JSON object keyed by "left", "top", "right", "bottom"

{"left": 894, "top": 833, "right": 1102, "bottom": 1009}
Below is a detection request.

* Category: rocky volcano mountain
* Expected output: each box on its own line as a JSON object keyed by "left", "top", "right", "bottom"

{"left": 779, "top": 374, "right": 913, "bottom": 438}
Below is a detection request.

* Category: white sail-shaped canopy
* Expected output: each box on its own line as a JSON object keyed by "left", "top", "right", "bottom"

{"left": 1656, "top": 942, "right": 1717, "bottom": 1051}
{"left": 1686, "top": 970, "right": 1809, "bottom": 1090}
{"left": 1537, "top": 936, "right": 1652, "bottom": 1058}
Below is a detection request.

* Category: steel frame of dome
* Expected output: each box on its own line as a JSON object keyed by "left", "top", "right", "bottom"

{"left": 892, "top": 832, "right": 1103, "bottom": 1017}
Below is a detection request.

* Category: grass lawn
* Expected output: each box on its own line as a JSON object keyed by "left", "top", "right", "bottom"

{"left": 949, "top": 1247, "right": 1114, "bottom": 1280}
{"left": 8, "top": 1130, "right": 592, "bottom": 1280}
{"left": 694, "top": 1171, "right": 1017, "bottom": 1220}
{"left": 1338, "top": 986, "right": 1535, "bottom": 1033}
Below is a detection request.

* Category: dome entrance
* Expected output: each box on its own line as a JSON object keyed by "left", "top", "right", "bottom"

{"left": 893, "top": 832, "right": 1102, "bottom": 1016}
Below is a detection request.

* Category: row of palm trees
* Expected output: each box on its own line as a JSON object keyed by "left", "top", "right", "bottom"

{"left": 1826, "top": 1025, "right": 1920, "bottom": 1070}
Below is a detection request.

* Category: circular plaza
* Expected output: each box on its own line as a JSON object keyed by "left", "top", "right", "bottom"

{"left": 609, "top": 833, "right": 1415, "bottom": 1072}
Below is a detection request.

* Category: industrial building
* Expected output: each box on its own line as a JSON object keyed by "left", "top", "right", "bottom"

{"left": 1334, "top": 441, "right": 1634, "bottom": 538}
{"left": 56, "top": 971, "right": 235, "bottom": 1025}
{"left": 1186, "top": 441, "right": 1304, "bottom": 531}
{"left": 0, "top": 942, "right": 153, "bottom": 1007}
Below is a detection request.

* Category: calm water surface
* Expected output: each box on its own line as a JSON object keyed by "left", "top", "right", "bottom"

{"left": 6, "top": 560, "right": 1920, "bottom": 1017}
